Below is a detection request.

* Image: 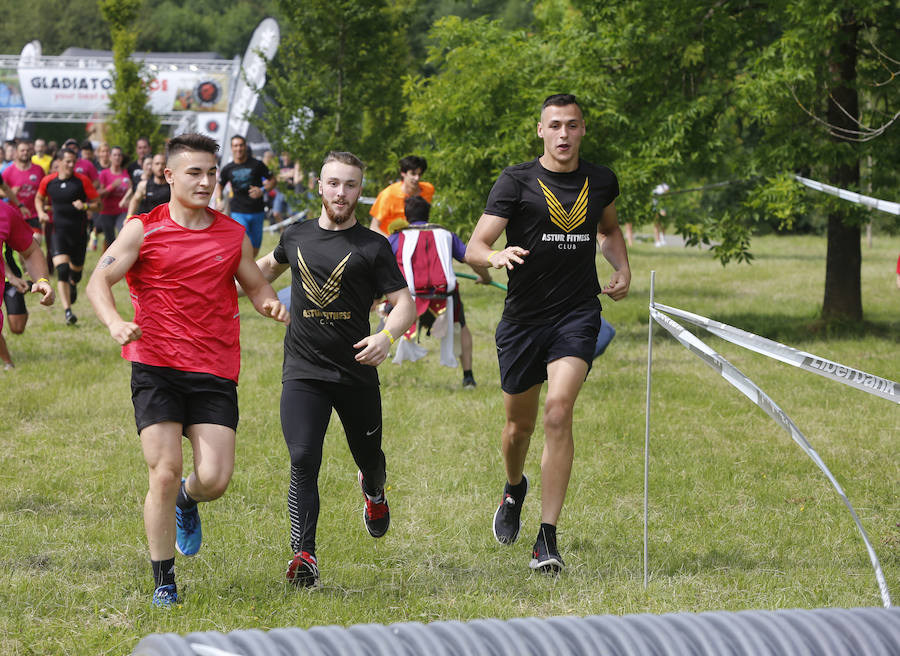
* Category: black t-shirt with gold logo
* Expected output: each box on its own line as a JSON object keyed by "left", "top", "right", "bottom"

{"left": 484, "top": 158, "right": 619, "bottom": 325}
{"left": 273, "top": 220, "right": 407, "bottom": 386}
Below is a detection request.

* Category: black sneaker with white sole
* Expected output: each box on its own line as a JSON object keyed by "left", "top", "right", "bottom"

{"left": 492, "top": 474, "right": 528, "bottom": 545}
{"left": 529, "top": 525, "right": 565, "bottom": 573}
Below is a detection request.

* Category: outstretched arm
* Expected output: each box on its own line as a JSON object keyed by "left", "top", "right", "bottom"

{"left": 86, "top": 217, "right": 144, "bottom": 344}
{"left": 596, "top": 201, "right": 631, "bottom": 301}
{"left": 465, "top": 213, "right": 528, "bottom": 271}
{"left": 234, "top": 237, "right": 289, "bottom": 323}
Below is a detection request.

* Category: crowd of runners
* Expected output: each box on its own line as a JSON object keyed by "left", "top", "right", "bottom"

{"left": 2, "top": 93, "right": 633, "bottom": 607}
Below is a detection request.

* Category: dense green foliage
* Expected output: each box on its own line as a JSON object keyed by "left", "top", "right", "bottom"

{"left": 98, "top": 0, "right": 162, "bottom": 159}
{"left": 2, "top": 233, "right": 898, "bottom": 653}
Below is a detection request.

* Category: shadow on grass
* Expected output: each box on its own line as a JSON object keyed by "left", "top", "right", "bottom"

{"left": 651, "top": 546, "right": 763, "bottom": 576}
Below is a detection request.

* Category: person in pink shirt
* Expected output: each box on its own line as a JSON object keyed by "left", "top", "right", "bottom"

{"left": 2, "top": 140, "right": 47, "bottom": 237}
{"left": 0, "top": 203, "right": 54, "bottom": 369}
{"left": 96, "top": 146, "right": 132, "bottom": 251}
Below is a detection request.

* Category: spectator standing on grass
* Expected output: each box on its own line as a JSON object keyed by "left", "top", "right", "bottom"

{"left": 217, "top": 135, "right": 275, "bottom": 257}
{"left": 0, "top": 202, "right": 54, "bottom": 369}
{"left": 86, "top": 133, "right": 288, "bottom": 608}
{"left": 249, "top": 151, "right": 415, "bottom": 588}
{"left": 388, "top": 195, "right": 491, "bottom": 388}
{"left": 369, "top": 155, "right": 435, "bottom": 237}
{"left": 466, "top": 93, "right": 631, "bottom": 573}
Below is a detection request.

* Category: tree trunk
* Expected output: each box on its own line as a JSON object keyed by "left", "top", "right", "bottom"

{"left": 821, "top": 11, "right": 861, "bottom": 321}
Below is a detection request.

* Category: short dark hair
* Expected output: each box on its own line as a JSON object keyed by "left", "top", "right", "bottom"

{"left": 321, "top": 150, "right": 365, "bottom": 173}
{"left": 230, "top": 134, "right": 246, "bottom": 144}
{"left": 404, "top": 195, "right": 431, "bottom": 222}
{"left": 542, "top": 93, "right": 581, "bottom": 112}
{"left": 80, "top": 139, "right": 94, "bottom": 151}
{"left": 60, "top": 147, "right": 78, "bottom": 159}
{"left": 166, "top": 133, "right": 219, "bottom": 161}
{"left": 399, "top": 155, "right": 427, "bottom": 175}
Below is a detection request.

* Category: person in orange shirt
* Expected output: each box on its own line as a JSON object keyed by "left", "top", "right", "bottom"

{"left": 368, "top": 155, "right": 435, "bottom": 236}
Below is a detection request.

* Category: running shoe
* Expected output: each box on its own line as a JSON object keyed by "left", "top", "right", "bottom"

{"left": 492, "top": 474, "right": 528, "bottom": 545}
{"left": 175, "top": 483, "right": 202, "bottom": 556}
{"left": 64, "top": 308, "right": 77, "bottom": 325}
{"left": 462, "top": 373, "right": 477, "bottom": 389}
{"left": 529, "top": 527, "right": 565, "bottom": 573}
{"left": 152, "top": 583, "right": 179, "bottom": 607}
{"left": 286, "top": 550, "right": 319, "bottom": 588}
{"left": 358, "top": 470, "right": 390, "bottom": 538}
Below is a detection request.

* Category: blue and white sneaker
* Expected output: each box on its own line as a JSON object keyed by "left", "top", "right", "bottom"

{"left": 152, "top": 583, "right": 179, "bottom": 607}
{"left": 175, "top": 481, "right": 202, "bottom": 556}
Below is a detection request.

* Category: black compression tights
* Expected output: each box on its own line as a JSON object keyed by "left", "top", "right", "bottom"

{"left": 280, "top": 379, "right": 386, "bottom": 555}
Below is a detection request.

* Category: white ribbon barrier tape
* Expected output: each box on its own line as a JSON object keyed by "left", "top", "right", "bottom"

{"left": 263, "top": 210, "right": 308, "bottom": 233}
{"left": 653, "top": 303, "right": 899, "bottom": 405}
{"left": 795, "top": 175, "right": 900, "bottom": 216}
{"left": 649, "top": 306, "right": 892, "bottom": 607}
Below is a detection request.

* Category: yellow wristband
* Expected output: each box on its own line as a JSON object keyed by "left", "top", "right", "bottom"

{"left": 37, "top": 278, "right": 50, "bottom": 284}
{"left": 487, "top": 250, "right": 499, "bottom": 264}
{"left": 380, "top": 328, "right": 395, "bottom": 344}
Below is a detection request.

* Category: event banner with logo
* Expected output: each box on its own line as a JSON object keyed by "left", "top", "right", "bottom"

{"left": 17, "top": 65, "right": 231, "bottom": 115}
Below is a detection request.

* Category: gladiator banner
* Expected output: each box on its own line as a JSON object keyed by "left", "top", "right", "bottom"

{"left": 649, "top": 304, "right": 892, "bottom": 607}
{"left": 654, "top": 302, "right": 899, "bottom": 404}
{"left": 18, "top": 66, "right": 231, "bottom": 115}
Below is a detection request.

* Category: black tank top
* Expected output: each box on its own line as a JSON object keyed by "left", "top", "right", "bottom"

{"left": 138, "top": 179, "right": 171, "bottom": 215}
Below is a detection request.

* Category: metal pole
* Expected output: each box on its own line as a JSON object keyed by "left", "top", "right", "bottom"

{"left": 644, "top": 271, "right": 655, "bottom": 589}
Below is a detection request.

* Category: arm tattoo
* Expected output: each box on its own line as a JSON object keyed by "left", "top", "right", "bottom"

{"left": 97, "top": 255, "right": 116, "bottom": 270}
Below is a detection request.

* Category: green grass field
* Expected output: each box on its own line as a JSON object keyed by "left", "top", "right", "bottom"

{"left": 1, "top": 231, "right": 898, "bottom": 654}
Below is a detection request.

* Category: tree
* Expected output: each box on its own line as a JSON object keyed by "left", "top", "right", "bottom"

{"left": 99, "top": 0, "right": 161, "bottom": 159}
{"left": 259, "top": 0, "right": 411, "bottom": 191}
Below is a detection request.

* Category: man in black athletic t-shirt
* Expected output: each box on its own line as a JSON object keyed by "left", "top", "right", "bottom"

{"left": 467, "top": 94, "right": 631, "bottom": 574}
{"left": 252, "top": 150, "right": 415, "bottom": 588}
{"left": 217, "top": 135, "right": 275, "bottom": 256}
{"left": 35, "top": 147, "right": 100, "bottom": 324}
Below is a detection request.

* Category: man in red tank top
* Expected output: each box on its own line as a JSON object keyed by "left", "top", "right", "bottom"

{"left": 87, "top": 133, "right": 288, "bottom": 607}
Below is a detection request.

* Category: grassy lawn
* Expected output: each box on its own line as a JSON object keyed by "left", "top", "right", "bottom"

{"left": 1, "top": 230, "right": 898, "bottom": 654}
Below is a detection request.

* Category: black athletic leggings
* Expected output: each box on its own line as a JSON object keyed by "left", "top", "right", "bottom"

{"left": 280, "top": 379, "right": 386, "bottom": 556}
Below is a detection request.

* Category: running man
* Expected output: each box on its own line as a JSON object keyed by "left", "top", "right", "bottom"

{"left": 35, "top": 147, "right": 100, "bottom": 325}
{"left": 95, "top": 146, "right": 131, "bottom": 250}
{"left": 0, "top": 202, "right": 54, "bottom": 369}
{"left": 217, "top": 135, "right": 275, "bottom": 256}
{"left": 466, "top": 94, "right": 631, "bottom": 573}
{"left": 369, "top": 155, "right": 435, "bottom": 236}
{"left": 251, "top": 151, "right": 415, "bottom": 588}
{"left": 86, "top": 133, "right": 288, "bottom": 607}
{"left": 2, "top": 140, "right": 46, "bottom": 239}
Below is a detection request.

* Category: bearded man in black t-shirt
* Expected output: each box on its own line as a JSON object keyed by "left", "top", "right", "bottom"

{"left": 466, "top": 94, "right": 631, "bottom": 574}
{"left": 252, "top": 150, "right": 416, "bottom": 588}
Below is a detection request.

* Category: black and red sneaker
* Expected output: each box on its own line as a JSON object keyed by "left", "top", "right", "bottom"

{"left": 529, "top": 525, "right": 565, "bottom": 574}
{"left": 358, "top": 470, "right": 390, "bottom": 538}
{"left": 286, "top": 550, "right": 319, "bottom": 588}
{"left": 492, "top": 474, "right": 528, "bottom": 545}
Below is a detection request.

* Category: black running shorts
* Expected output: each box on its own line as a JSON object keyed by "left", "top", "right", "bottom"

{"left": 3, "top": 280, "right": 26, "bottom": 316}
{"left": 130, "top": 362, "right": 239, "bottom": 435}
{"left": 495, "top": 303, "right": 602, "bottom": 395}
{"left": 49, "top": 222, "right": 88, "bottom": 266}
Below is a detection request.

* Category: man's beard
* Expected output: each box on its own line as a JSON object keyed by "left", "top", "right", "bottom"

{"left": 323, "top": 196, "right": 357, "bottom": 224}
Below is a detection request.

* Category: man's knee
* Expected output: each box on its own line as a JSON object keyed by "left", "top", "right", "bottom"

{"left": 148, "top": 462, "right": 182, "bottom": 493}
{"left": 8, "top": 315, "right": 27, "bottom": 334}
{"left": 56, "top": 261, "right": 70, "bottom": 283}
{"left": 194, "top": 471, "right": 231, "bottom": 500}
{"left": 543, "top": 396, "right": 575, "bottom": 435}
{"left": 70, "top": 267, "right": 83, "bottom": 284}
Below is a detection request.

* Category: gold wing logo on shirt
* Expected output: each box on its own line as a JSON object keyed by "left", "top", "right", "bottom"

{"left": 538, "top": 177, "right": 589, "bottom": 233}
{"left": 296, "top": 248, "right": 351, "bottom": 308}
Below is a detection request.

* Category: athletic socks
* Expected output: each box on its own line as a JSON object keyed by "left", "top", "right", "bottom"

{"left": 152, "top": 557, "right": 176, "bottom": 588}
{"left": 176, "top": 480, "right": 198, "bottom": 511}
{"left": 507, "top": 477, "right": 528, "bottom": 500}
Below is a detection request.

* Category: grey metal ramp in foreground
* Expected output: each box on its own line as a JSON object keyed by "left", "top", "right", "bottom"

{"left": 132, "top": 607, "right": 900, "bottom": 656}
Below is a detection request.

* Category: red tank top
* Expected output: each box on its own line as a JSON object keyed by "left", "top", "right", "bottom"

{"left": 123, "top": 204, "right": 246, "bottom": 382}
